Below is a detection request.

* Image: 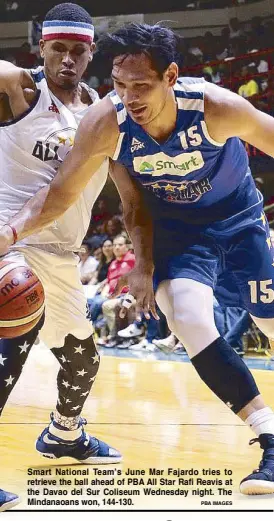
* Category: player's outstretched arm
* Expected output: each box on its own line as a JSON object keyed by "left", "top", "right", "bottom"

{"left": 0, "top": 97, "right": 119, "bottom": 252}
{"left": 205, "top": 83, "right": 274, "bottom": 157}
{"left": 0, "top": 61, "right": 35, "bottom": 119}
{"left": 110, "top": 161, "right": 159, "bottom": 320}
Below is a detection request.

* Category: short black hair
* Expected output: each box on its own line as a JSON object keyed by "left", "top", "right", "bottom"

{"left": 96, "top": 23, "right": 178, "bottom": 78}
{"left": 44, "top": 3, "right": 92, "bottom": 24}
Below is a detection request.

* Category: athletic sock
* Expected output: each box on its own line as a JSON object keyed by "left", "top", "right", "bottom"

{"left": 245, "top": 407, "right": 274, "bottom": 436}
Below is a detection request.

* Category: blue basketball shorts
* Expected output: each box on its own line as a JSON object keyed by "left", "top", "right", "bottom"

{"left": 153, "top": 201, "right": 274, "bottom": 318}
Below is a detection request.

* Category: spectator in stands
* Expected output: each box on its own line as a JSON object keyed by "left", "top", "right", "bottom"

{"left": 175, "top": 35, "right": 186, "bottom": 69}
{"left": 188, "top": 36, "right": 204, "bottom": 63}
{"left": 203, "top": 31, "right": 215, "bottom": 61}
{"left": 151, "top": 331, "right": 186, "bottom": 354}
{"left": 229, "top": 36, "right": 247, "bottom": 61}
{"left": 117, "top": 307, "right": 163, "bottom": 351}
{"left": 5, "top": 1, "right": 18, "bottom": 13}
{"left": 86, "top": 75, "right": 100, "bottom": 89}
{"left": 246, "top": 49, "right": 269, "bottom": 92}
{"left": 253, "top": 76, "right": 274, "bottom": 115}
{"left": 250, "top": 16, "right": 266, "bottom": 47}
{"left": 89, "top": 238, "right": 114, "bottom": 285}
{"left": 102, "top": 235, "right": 135, "bottom": 347}
{"left": 85, "top": 220, "right": 109, "bottom": 250}
{"left": 229, "top": 17, "right": 243, "bottom": 40}
{"left": 211, "top": 66, "right": 222, "bottom": 84}
{"left": 105, "top": 216, "right": 124, "bottom": 239}
{"left": 112, "top": 201, "right": 124, "bottom": 227}
{"left": 31, "top": 15, "right": 42, "bottom": 46}
{"left": 203, "top": 71, "right": 213, "bottom": 83}
{"left": 78, "top": 243, "right": 101, "bottom": 285}
{"left": 15, "top": 42, "right": 38, "bottom": 69}
{"left": 203, "top": 65, "right": 220, "bottom": 84}
{"left": 218, "top": 66, "right": 231, "bottom": 89}
{"left": 92, "top": 197, "right": 111, "bottom": 226}
{"left": 216, "top": 27, "right": 231, "bottom": 61}
{"left": 87, "top": 235, "right": 134, "bottom": 346}
{"left": 238, "top": 64, "right": 259, "bottom": 99}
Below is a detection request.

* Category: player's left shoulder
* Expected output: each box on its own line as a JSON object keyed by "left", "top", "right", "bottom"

{"left": 205, "top": 82, "right": 242, "bottom": 119}
{"left": 204, "top": 82, "right": 255, "bottom": 141}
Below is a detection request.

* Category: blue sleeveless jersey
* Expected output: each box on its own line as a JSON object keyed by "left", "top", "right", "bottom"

{"left": 109, "top": 78, "right": 259, "bottom": 224}
{"left": 109, "top": 78, "right": 274, "bottom": 319}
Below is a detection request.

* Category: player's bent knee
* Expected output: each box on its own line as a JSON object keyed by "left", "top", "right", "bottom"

{"left": 163, "top": 304, "right": 217, "bottom": 353}
{"left": 191, "top": 337, "right": 260, "bottom": 413}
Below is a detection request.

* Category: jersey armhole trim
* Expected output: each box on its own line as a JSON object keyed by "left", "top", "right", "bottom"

{"left": 0, "top": 90, "right": 41, "bottom": 128}
{"left": 200, "top": 120, "right": 226, "bottom": 147}
{"left": 112, "top": 132, "right": 125, "bottom": 160}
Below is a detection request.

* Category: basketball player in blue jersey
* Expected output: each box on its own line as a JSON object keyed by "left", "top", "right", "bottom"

{"left": 2, "top": 22, "right": 274, "bottom": 494}
{"left": 0, "top": 3, "right": 121, "bottom": 468}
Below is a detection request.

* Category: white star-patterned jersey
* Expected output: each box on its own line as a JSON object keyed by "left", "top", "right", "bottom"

{"left": 0, "top": 66, "right": 109, "bottom": 346}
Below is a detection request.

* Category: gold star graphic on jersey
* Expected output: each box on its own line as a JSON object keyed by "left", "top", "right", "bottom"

{"left": 178, "top": 183, "right": 188, "bottom": 191}
{"left": 165, "top": 184, "right": 176, "bottom": 192}
{"left": 152, "top": 183, "right": 161, "bottom": 189}
{"left": 266, "top": 237, "right": 272, "bottom": 249}
{"left": 260, "top": 212, "right": 266, "bottom": 226}
{"left": 69, "top": 136, "right": 75, "bottom": 146}
{"left": 58, "top": 135, "right": 67, "bottom": 145}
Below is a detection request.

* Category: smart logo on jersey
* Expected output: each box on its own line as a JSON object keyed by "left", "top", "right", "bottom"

{"left": 139, "top": 161, "right": 154, "bottom": 173}
{"left": 134, "top": 151, "right": 204, "bottom": 177}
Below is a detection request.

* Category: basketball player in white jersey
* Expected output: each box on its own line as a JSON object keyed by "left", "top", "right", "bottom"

{"left": 0, "top": 3, "right": 121, "bottom": 464}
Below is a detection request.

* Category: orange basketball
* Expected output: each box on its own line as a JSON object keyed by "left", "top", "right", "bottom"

{"left": 0, "top": 260, "right": 45, "bottom": 338}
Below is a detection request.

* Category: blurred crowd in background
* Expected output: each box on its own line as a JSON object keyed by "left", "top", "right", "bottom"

{"left": 0, "top": 0, "right": 265, "bottom": 22}
{"left": 1, "top": 12, "right": 274, "bottom": 112}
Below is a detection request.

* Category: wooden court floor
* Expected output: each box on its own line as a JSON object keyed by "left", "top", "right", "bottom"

{"left": 0, "top": 343, "right": 274, "bottom": 511}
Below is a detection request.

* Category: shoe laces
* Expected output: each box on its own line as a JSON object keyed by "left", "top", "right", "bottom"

{"left": 249, "top": 437, "right": 274, "bottom": 474}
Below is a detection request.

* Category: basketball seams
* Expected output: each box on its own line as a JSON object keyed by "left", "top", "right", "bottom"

{"left": 0, "top": 296, "right": 45, "bottom": 320}
{"left": 0, "top": 279, "right": 43, "bottom": 309}
{"left": 0, "top": 316, "right": 42, "bottom": 337}
{"left": 0, "top": 263, "right": 28, "bottom": 281}
{"left": 0, "top": 302, "right": 45, "bottom": 327}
